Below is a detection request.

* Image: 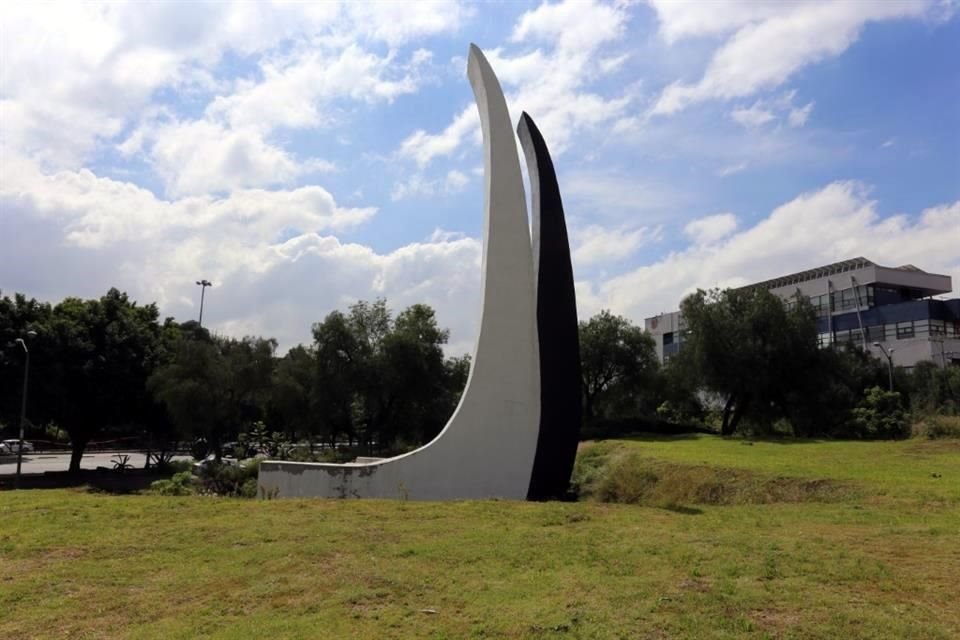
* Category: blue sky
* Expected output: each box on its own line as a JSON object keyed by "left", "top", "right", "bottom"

{"left": 2, "top": 0, "right": 958, "bottom": 354}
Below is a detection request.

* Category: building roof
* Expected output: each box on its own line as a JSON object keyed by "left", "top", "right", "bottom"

{"left": 743, "top": 257, "right": 876, "bottom": 291}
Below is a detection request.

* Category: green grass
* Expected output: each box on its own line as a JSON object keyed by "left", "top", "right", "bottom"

{"left": 1, "top": 436, "right": 958, "bottom": 639}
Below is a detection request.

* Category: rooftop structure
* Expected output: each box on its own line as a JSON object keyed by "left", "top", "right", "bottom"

{"left": 644, "top": 258, "right": 960, "bottom": 369}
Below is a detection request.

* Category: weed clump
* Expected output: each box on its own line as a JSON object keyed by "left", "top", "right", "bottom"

{"left": 149, "top": 471, "right": 194, "bottom": 496}
{"left": 913, "top": 415, "right": 960, "bottom": 439}
{"left": 574, "top": 443, "right": 854, "bottom": 507}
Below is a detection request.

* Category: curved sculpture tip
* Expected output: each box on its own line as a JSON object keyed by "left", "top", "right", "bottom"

{"left": 517, "top": 112, "right": 582, "bottom": 502}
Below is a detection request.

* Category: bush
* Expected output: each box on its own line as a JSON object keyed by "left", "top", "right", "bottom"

{"left": 848, "top": 386, "right": 910, "bottom": 439}
{"left": 198, "top": 459, "right": 261, "bottom": 498}
{"left": 913, "top": 415, "right": 960, "bottom": 439}
{"left": 596, "top": 454, "right": 660, "bottom": 504}
{"left": 149, "top": 471, "right": 195, "bottom": 496}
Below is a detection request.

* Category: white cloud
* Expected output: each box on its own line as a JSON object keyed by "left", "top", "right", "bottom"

{"left": 729, "top": 91, "right": 813, "bottom": 129}
{"left": 397, "top": 0, "right": 632, "bottom": 167}
{"left": 391, "top": 174, "right": 438, "bottom": 201}
{"left": 391, "top": 169, "right": 471, "bottom": 201}
{"left": 683, "top": 213, "right": 737, "bottom": 245}
{"left": 0, "top": 2, "right": 338, "bottom": 167}
{"left": 593, "top": 182, "right": 960, "bottom": 320}
{"left": 562, "top": 171, "right": 685, "bottom": 220}
{"left": 398, "top": 106, "right": 479, "bottom": 168}
{"left": 445, "top": 169, "right": 470, "bottom": 192}
{"left": 511, "top": 0, "right": 626, "bottom": 50}
{"left": 206, "top": 45, "right": 426, "bottom": 133}
{"left": 0, "top": 155, "right": 488, "bottom": 353}
{"left": 0, "top": 1, "right": 465, "bottom": 170}
{"left": 717, "top": 162, "right": 748, "bottom": 177}
{"left": 345, "top": 0, "right": 471, "bottom": 46}
{"left": 573, "top": 225, "right": 660, "bottom": 266}
{"left": 143, "top": 120, "right": 334, "bottom": 197}
{"left": 730, "top": 103, "right": 775, "bottom": 127}
{"left": 788, "top": 101, "right": 815, "bottom": 127}
{"left": 684, "top": 213, "right": 738, "bottom": 245}
{"left": 649, "top": 0, "right": 935, "bottom": 116}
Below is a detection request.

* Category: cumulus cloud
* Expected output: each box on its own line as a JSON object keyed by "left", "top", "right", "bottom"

{"left": 1, "top": 1, "right": 461, "bottom": 176}
{"left": 788, "top": 102, "right": 815, "bottom": 127}
{"left": 390, "top": 169, "right": 471, "bottom": 202}
{"left": 397, "top": 0, "right": 632, "bottom": 167}
{"left": 649, "top": 0, "right": 936, "bottom": 116}
{"left": 684, "top": 213, "right": 738, "bottom": 245}
{"left": 0, "top": 155, "right": 485, "bottom": 352}
{"left": 593, "top": 182, "right": 960, "bottom": 321}
{"left": 730, "top": 103, "right": 775, "bottom": 128}
{"left": 573, "top": 225, "right": 660, "bottom": 266}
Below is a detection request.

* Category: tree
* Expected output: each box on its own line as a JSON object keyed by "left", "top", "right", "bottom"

{"left": 0, "top": 293, "right": 53, "bottom": 434}
{"left": 149, "top": 333, "right": 276, "bottom": 459}
{"left": 677, "top": 288, "right": 820, "bottom": 436}
{"left": 270, "top": 345, "right": 319, "bottom": 443}
{"left": 849, "top": 386, "right": 910, "bottom": 439}
{"left": 310, "top": 299, "right": 462, "bottom": 453}
{"left": 36, "top": 290, "right": 167, "bottom": 471}
{"left": 578, "top": 310, "right": 660, "bottom": 422}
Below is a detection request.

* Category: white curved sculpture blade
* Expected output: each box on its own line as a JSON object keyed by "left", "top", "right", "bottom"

{"left": 257, "top": 44, "right": 540, "bottom": 500}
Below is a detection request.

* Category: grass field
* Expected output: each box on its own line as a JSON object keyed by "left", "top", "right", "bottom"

{"left": 2, "top": 436, "right": 958, "bottom": 639}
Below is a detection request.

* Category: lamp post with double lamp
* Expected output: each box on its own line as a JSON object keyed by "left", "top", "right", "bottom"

{"left": 14, "top": 330, "right": 37, "bottom": 489}
{"left": 196, "top": 279, "right": 212, "bottom": 327}
{"left": 873, "top": 342, "right": 895, "bottom": 392}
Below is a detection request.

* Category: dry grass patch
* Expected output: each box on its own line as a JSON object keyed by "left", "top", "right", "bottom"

{"left": 574, "top": 442, "right": 856, "bottom": 507}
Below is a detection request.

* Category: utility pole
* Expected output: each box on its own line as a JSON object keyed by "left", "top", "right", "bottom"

{"left": 873, "top": 342, "right": 895, "bottom": 392}
{"left": 196, "top": 279, "right": 212, "bottom": 327}
{"left": 14, "top": 331, "right": 36, "bottom": 489}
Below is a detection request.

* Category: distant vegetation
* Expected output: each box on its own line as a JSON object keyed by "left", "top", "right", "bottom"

{"left": 1, "top": 286, "right": 957, "bottom": 475}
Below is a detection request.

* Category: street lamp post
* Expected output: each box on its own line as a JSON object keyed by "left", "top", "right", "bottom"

{"left": 196, "top": 279, "right": 212, "bottom": 327}
{"left": 873, "top": 342, "right": 895, "bottom": 392}
{"left": 14, "top": 330, "right": 36, "bottom": 489}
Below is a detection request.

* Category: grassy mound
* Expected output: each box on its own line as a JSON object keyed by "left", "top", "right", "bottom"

{"left": 2, "top": 436, "right": 958, "bottom": 639}
{"left": 574, "top": 441, "right": 856, "bottom": 507}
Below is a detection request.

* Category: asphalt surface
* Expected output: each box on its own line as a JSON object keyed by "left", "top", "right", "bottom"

{"left": 0, "top": 451, "right": 191, "bottom": 475}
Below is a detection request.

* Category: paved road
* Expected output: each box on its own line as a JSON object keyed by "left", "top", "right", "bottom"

{"left": 0, "top": 451, "right": 191, "bottom": 475}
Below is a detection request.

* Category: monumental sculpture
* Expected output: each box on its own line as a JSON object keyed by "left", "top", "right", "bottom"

{"left": 257, "top": 44, "right": 580, "bottom": 500}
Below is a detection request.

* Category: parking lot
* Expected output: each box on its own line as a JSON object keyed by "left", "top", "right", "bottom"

{"left": 0, "top": 451, "right": 191, "bottom": 476}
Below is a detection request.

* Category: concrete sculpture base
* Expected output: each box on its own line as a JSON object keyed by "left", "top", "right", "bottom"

{"left": 257, "top": 45, "right": 580, "bottom": 501}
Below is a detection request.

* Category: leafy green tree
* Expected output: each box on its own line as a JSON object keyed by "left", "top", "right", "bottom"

{"left": 270, "top": 345, "right": 319, "bottom": 442}
{"left": 849, "top": 386, "right": 910, "bottom": 439}
{"left": 310, "top": 299, "right": 462, "bottom": 453}
{"left": 149, "top": 333, "right": 276, "bottom": 459}
{"left": 578, "top": 310, "right": 660, "bottom": 422}
{"left": 907, "top": 360, "right": 960, "bottom": 415}
{"left": 0, "top": 293, "right": 53, "bottom": 433}
{"left": 678, "top": 288, "right": 820, "bottom": 436}
{"left": 36, "top": 290, "right": 167, "bottom": 471}
{"left": 312, "top": 309, "right": 364, "bottom": 447}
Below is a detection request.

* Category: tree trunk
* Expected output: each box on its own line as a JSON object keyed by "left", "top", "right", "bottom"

{"left": 583, "top": 391, "right": 595, "bottom": 422}
{"left": 69, "top": 437, "right": 89, "bottom": 474}
{"left": 720, "top": 395, "right": 737, "bottom": 436}
{"left": 727, "top": 396, "right": 749, "bottom": 435}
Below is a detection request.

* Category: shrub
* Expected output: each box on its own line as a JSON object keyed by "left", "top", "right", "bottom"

{"left": 149, "top": 471, "right": 195, "bottom": 496}
{"left": 198, "top": 459, "right": 261, "bottom": 498}
{"left": 848, "top": 386, "right": 910, "bottom": 439}
{"left": 913, "top": 414, "right": 960, "bottom": 439}
{"left": 596, "top": 454, "right": 660, "bottom": 504}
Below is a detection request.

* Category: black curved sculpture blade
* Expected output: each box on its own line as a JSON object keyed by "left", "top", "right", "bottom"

{"left": 518, "top": 112, "right": 583, "bottom": 501}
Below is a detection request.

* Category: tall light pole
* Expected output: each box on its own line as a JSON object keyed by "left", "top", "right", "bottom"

{"left": 873, "top": 342, "right": 895, "bottom": 392}
{"left": 14, "top": 330, "right": 36, "bottom": 489}
{"left": 196, "top": 279, "right": 212, "bottom": 327}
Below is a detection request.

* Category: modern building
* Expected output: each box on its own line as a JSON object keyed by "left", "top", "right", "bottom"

{"left": 644, "top": 257, "right": 960, "bottom": 369}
